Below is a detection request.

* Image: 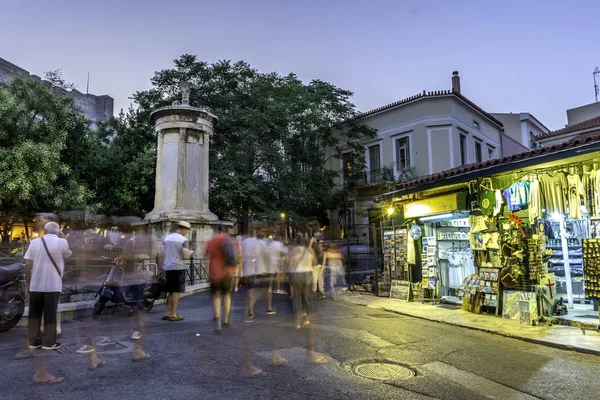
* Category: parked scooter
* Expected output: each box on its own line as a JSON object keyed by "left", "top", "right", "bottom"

{"left": 0, "top": 263, "right": 26, "bottom": 332}
{"left": 92, "top": 256, "right": 155, "bottom": 320}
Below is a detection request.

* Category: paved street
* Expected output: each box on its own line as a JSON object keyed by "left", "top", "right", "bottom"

{"left": 1, "top": 290, "right": 599, "bottom": 400}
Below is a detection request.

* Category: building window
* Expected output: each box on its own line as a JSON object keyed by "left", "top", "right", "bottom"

{"left": 396, "top": 137, "right": 411, "bottom": 170}
{"left": 368, "top": 144, "right": 381, "bottom": 183}
{"left": 459, "top": 133, "right": 468, "bottom": 165}
{"left": 474, "top": 140, "right": 483, "bottom": 163}
{"left": 488, "top": 145, "right": 495, "bottom": 160}
{"left": 473, "top": 120, "right": 481, "bottom": 130}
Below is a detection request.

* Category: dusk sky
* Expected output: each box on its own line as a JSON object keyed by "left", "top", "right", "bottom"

{"left": 2, "top": 0, "right": 599, "bottom": 130}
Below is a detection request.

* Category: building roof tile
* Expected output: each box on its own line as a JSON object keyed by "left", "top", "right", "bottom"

{"left": 391, "top": 133, "right": 600, "bottom": 193}
{"left": 357, "top": 89, "right": 504, "bottom": 128}
{"left": 535, "top": 116, "right": 600, "bottom": 140}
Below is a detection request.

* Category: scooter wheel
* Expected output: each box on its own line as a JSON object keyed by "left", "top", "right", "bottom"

{"left": 92, "top": 297, "right": 108, "bottom": 320}
{"left": 0, "top": 294, "right": 25, "bottom": 332}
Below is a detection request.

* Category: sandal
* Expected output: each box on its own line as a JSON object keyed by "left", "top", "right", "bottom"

{"left": 168, "top": 315, "right": 185, "bottom": 321}
{"left": 34, "top": 375, "right": 64, "bottom": 385}
{"left": 271, "top": 358, "right": 289, "bottom": 367}
{"left": 243, "top": 367, "right": 266, "bottom": 377}
{"left": 162, "top": 316, "right": 170, "bottom": 321}
{"left": 132, "top": 352, "right": 151, "bottom": 362}
{"left": 89, "top": 360, "right": 106, "bottom": 371}
{"left": 307, "top": 356, "right": 327, "bottom": 365}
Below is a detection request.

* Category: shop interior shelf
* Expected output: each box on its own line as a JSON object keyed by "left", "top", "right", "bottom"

{"left": 547, "top": 246, "right": 582, "bottom": 250}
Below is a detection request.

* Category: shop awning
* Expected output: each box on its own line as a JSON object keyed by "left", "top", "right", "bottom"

{"left": 381, "top": 133, "right": 600, "bottom": 202}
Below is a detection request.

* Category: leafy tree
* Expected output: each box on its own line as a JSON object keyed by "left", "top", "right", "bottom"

{"left": 134, "top": 55, "right": 374, "bottom": 234}
{"left": 0, "top": 76, "right": 91, "bottom": 239}
{"left": 86, "top": 108, "right": 156, "bottom": 216}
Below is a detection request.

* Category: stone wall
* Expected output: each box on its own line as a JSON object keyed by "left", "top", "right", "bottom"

{"left": 0, "top": 57, "right": 113, "bottom": 122}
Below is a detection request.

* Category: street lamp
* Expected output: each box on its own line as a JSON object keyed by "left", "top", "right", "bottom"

{"left": 280, "top": 212, "right": 288, "bottom": 243}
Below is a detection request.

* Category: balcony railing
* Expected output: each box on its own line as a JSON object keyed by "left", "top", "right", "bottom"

{"left": 344, "top": 167, "right": 395, "bottom": 187}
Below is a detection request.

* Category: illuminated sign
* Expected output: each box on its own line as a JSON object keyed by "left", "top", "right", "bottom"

{"left": 403, "top": 193, "right": 461, "bottom": 218}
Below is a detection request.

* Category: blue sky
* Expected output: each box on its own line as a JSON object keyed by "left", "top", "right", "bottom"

{"left": 2, "top": 0, "right": 598, "bottom": 130}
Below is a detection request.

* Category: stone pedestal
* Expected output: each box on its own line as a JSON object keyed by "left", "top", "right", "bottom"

{"left": 135, "top": 103, "right": 229, "bottom": 257}
{"left": 145, "top": 105, "right": 218, "bottom": 222}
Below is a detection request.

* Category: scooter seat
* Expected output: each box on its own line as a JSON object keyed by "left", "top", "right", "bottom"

{"left": 0, "top": 263, "right": 25, "bottom": 285}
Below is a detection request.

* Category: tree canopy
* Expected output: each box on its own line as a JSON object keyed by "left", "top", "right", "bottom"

{"left": 0, "top": 57, "right": 374, "bottom": 238}
{"left": 134, "top": 55, "right": 374, "bottom": 233}
{"left": 0, "top": 76, "right": 92, "bottom": 239}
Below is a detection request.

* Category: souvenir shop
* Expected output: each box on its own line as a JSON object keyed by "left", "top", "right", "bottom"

{"left": 382, "top": 148, "right": 600, "bottom": 323}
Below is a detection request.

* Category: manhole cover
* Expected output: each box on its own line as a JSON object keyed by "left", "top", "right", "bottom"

{"left": 54, "top": 341, "right": 131, "bottom": 355}
{"left": 353, "top": 362, "right": 415, "bottom": 381}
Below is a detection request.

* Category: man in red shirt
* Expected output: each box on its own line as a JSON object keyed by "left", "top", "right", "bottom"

{"left": 204, "top": 224, "right": 236, "bottom": 331}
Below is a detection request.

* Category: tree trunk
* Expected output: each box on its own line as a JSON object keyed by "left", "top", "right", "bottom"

{"left": 23, "top": 217, "right": 30, "bottom": 241}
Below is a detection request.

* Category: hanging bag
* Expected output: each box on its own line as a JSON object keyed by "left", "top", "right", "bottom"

{"left": 40, "top": 237, "right": 63, "bottom": 279}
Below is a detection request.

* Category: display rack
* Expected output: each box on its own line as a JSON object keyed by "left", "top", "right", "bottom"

{"left": 421, "top": 236, "right": 440, "bottom": 305}
{"left": 583, "top": 239, "right": 600, "bottom": 300}
{"left": 382, "top": 227, "right": 408, "bottom": 281}
{"left": 477, "top": 267, "right": 501, "bottom": 316}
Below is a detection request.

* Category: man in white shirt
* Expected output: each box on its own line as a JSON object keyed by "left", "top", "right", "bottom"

{"left": 24, "top": 221, "right": 72, "bottom": 384}
{"left": 25, "top": 222, "right": 72, "bottom": 350}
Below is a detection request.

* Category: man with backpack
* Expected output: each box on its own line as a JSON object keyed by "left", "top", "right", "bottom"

{"left": 205, "top": 224, "right": 237, "bottom": 332}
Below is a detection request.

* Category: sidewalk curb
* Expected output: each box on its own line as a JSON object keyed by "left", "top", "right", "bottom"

{"left": 339, "top": 295, "right": 600, "bottom": 357}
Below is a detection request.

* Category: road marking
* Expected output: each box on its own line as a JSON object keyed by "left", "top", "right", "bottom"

{"left": 421, "top": 361, "right": 539, "bottom": 400}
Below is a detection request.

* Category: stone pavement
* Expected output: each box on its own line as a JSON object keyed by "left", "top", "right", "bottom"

{"left": 338, "top": 292, "right": 600, "bottom": 355}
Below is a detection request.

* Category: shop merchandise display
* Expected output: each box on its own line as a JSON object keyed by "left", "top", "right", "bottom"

{"left": 478, "top": 268, "right": 500, "bottom": 309}
{"left": 527, "top": 235, "right": 548, "bottom": 282}
{"left": 583, "top": 239, "right": 600, "bottom": 300}
{"left": 383, "top": 228, "right": 408, "bottom": 280}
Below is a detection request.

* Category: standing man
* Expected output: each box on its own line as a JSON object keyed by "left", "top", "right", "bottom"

{"left": 205, "top": 224, "right": 236, "bottom": 331}
{"left": 24, "top": 221, "right": 72, "bottom": 383}
{"left": 162, "top": 221, "right": 193, "bottom": 321}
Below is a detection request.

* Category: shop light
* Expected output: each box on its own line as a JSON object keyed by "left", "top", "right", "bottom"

{"left": 387, "top": 207, "right": 395, "bottom": 216}
{"left": 420, "top": 213, "right": 453, "bottom": 222}
{"left": 551, "top": 213, "right": 564, "bottom": 222}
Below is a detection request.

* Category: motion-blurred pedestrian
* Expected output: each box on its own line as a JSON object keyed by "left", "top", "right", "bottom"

{"left": 161, "top": 221, "right": 193, "bottom": 321}
{"left": 205, "top": 224, "right": 236, "bottom": 331}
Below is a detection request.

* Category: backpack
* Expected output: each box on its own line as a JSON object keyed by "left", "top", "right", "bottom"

{"left": 221, "top": 238, "right": 238, "bottom": 267}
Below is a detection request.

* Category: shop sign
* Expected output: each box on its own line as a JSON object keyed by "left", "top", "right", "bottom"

{"left": 403, "top": 193, "right": 461, "bottom": 219}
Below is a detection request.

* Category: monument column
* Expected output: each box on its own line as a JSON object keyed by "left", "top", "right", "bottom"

{"left": 139, "top": 82, "right": 228, "bottom": 257}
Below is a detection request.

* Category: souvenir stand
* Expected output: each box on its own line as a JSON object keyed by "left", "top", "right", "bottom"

{"left": 384, "top": 223, "right": 411, "bottom": 300}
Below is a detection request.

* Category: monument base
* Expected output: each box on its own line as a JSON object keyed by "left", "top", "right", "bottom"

{"left": 134, "top": 212, "right": 232, "bottom": 260}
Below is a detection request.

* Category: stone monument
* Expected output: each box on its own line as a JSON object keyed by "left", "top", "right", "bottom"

{"left": 136, "top": 82, "right": 226, "bottom": 257}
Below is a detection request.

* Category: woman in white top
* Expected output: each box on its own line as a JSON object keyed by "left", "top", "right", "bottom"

{"left": 322, "top": 243, "right": 345, "bottom": 299}
{"left": 285, "top": 237, "right": 327, "bottom": 364}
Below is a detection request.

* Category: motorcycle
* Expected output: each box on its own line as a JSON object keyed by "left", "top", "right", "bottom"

{"left": 92, "top": 256, "right": 156, "bottom": 320}
{"left": 0, "top": 263, "right": 26, "bottom": 332}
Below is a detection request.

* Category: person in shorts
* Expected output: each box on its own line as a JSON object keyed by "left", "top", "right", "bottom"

{"left": 241, "top": 234, "right": 268, "bottom": 322}
{"left": 205, "top": 224, "right": 236, "bottom": 331}
{"left": 161, "top": 221, "right": 192, "bottom": 321}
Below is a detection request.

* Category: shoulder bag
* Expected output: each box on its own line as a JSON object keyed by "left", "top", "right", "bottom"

{"left": 40, "top": 237, "right": 63, "bottom": 279}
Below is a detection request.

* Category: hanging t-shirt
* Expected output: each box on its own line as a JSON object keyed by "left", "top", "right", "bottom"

{"left": 567, "top": 174, "right": 584, "bottom": 219}
{"left": 513, "top": 181, "right": 530, "bottom": 209}
{"left": 583, "top": 169, "right": 597, "bottom": 217}
{"left": 529, "top": 179, "right": 543, "bottom": 222}
{"left": 541, "top": 173, "right": 568, "bottom": 214}
{"left": 503, "top": 181, "right": 529, "bottom": 212}
{"left": 503, "top": 187, "right": 519, "bottom": 211}
{"left": 493, "top": 190, "right": 503, "bottom": 217}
